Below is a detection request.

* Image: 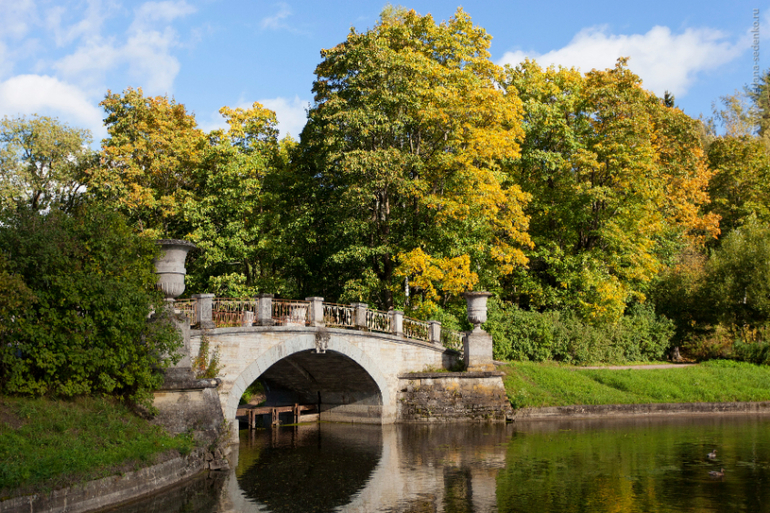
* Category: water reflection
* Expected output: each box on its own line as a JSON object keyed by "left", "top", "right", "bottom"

{"left": 105, "top": 415, "right": 770, "bottom": 513}
{"left": 230, "top": 423, "right": 509, "bottom": 513}
{"left": 498, "top": 415, "right": 770, "bottom": 513}
{"left": 236, "top": 425, "right": 381, "bottom": 512}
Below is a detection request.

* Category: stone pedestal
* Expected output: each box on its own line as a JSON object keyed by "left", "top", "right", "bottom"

{"left": 256, "top": 293, "right": 274, "bottom": 326}
{"left": 192, "top": 293, "right": 216, "bottom": 329}
{"left": 464, "top": 329, "right": 495, "bottom": 372}
{"left": 306, "top": 297, "right": 325, "bottom": 327}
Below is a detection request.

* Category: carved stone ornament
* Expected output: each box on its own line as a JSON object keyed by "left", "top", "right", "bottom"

{"left": 464, "top": 291, "right": 493, "bottom": 331}
{"left": 314, "top": 330, "right": 330, "bottom": 354}
{"left": 154, "top": 239, "right": 196, "bottom": 302}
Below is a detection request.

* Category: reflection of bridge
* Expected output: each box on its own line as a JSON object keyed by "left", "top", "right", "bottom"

{"left": 174, "top": 294, "right": 471, "bottom": 428}
{"left": 223, "top": 424, "right": 508, "bottom": 513}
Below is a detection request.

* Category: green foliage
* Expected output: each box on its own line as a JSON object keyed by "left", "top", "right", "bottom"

{"left": 505, "top": 59, "right": 717, "bottom": 322}
{"left": 0, "top": 203, "right": 181, "bottom": 406}
{"left": 239, "top": 381, "right": 265, "bottom": 405}
{"left": 184, "top": 104, "right": 290, "bottom": 297}
{"left": 706, "top": 217, "right": 770, "bottom": 328}
{"left": 192, "top": 331, "right": 222, "bottom": 379}
{"left": 0, "top": 115, "right": 95, "bottom": 214}
{"left": 705, "top": 135, "right": 770, "bottom": 237}
{"left": 0, "top": 396, "right": 195, "bottom": 494}
{"left": 486, "top": 299, "right": 673, "bottom": 364}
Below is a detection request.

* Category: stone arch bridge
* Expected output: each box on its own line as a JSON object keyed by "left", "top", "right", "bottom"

{"left": 166, "top": 294, "right": 505, "bottom": 432}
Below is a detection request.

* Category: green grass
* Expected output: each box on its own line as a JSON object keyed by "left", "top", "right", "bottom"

{"left": 502, "top": 360, "right": 770, "bottom": 409}
{"left": 0, "top": 396, "right": 196, "bottom": 497}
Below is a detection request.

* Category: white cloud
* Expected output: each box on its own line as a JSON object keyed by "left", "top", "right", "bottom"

{"left": 258, "top": 96, "right": 308, "bottom": 139}
{"left": 498, "top": 25, "right": 743, "bottom": 97}
{"left": 0, "top": 0, "right": 37, "bottom": 39}
{"left": 261, "top": 2, "right": 292, "bottom": 30}
{"left": 52, "top": 0, "right": 195, "bottom": 96}
{"left": 123, "top": 28, "right": 182, "bottom": 93}
{"left": 0, "top": 74, "right": 105, "bottom": 139}
{"left": 45, "top": 0, "right": 112, "bottom": 47}
{"left": 131, "top": 0, "right": 196, "bottom": 31}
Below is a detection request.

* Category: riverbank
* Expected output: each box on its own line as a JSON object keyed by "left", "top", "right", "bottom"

{"left": 0, "top": 396, "right": 196, "bottom": 502}
{"left": 500, "top": 359, "right": 770, "bottom": 410}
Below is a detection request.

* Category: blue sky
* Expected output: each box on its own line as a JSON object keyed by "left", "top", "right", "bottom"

{"left": 0, "top": 0, "right": 767, "bottom": 143}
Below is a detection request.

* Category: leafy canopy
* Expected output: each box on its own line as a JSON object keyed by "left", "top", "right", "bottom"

{"left": 0, "top": 115, "right": 94, "bottom": 214}
{"left": 299, "top": 7, "right": 531, "bottom": 310}
{"left": 505, "top": 58, "right": 717, "bottom": 321}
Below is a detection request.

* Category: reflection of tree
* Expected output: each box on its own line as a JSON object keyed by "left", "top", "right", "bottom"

{"left": 496, "top": 418, "right": 770, "bottom": 512}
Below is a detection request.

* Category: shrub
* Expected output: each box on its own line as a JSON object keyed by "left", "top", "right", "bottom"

{"left": 0, "top": 204, "right": 181, "bottom": 406}
{"left": 486, "top": 299, "right": 674, "bottom": 364}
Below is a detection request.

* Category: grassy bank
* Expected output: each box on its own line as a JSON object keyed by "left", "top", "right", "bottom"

{"left": 501, "top": 360, "right": 770, "bottom": 409}
{"left": 0, "top": 396, "right": 195, "bottom": 498}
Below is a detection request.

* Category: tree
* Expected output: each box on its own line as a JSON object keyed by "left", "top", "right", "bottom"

{"left": 92, "top": 88, "right": 207, "bottom": 238}
{"left": 0, "top": 115, "right": 94, "bottom": 214}
{"left": 0, "top": 203, "right": 181, "bottom": 406}
{"left": 704, "top": 217, "right": 770, "bottom": 329}
{"left": 706, "top": 135, "right": 770, "bottom": 237}
{"left": 297, "top": 7, "right": 531, "bottom": 311}
{"left": 504, "top": 59, "right": 718, "bottom": 321}
{"left": 184, "top": 103, "right": 289, "bottom": 296}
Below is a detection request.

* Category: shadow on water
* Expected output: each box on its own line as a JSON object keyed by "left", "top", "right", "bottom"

{"left": 98, "top": 471, "right": 227, "bottom": 513}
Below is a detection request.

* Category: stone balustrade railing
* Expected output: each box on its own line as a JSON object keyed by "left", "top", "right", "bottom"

{"left": 175, "top": 295, "right": 466, "bottom": 355}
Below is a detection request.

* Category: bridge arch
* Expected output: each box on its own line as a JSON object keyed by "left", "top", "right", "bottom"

{"left": 223, "top": 333, "right": 393, "bottom": 422}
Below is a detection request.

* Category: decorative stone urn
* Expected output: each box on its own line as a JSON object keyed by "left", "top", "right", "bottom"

{"left": 154, "top": 239, "right": 196, "bottom": 303}
{"left": 463, "top": 291, "right": 495, "bottom": 372}
{"left": 464, "top": 291, "right": 493, "bottom": 331}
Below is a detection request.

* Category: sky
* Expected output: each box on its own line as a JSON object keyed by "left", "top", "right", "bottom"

{"left": 0, "top": 0, "right": 767, "bottom": 144}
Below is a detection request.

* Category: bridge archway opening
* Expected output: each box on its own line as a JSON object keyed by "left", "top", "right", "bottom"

{"left": 225, "top": 334, "right": 392, "bottom": 424}
{"left": 255, "top": 349, "right": 383, "bottom": 423}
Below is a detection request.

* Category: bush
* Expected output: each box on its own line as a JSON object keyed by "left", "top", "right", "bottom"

{"left": 0, "top": 204, "right": 181, "bottom": 406}
{"left": 486, "top": 299, "right": 674, "bottom": 364}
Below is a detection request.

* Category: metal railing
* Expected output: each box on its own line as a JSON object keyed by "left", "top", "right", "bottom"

{"left": 173, "top": 297, "right": 466, "bottom": 356}
{"left": 365, "top": 309, "right": 392, "bottom": 334}
{"left": 174, "top": 298, "right": 198, "bottom": 326}
{"left": 403, "top": 317, "right": 430, "bottom": 342}
{"left": 441, "top": 328, "right": 465, "bottom": 356}
{"left": 212, "top": 298, "right": 258, "bottom": 328}
{"left": 273, "top": 299, "right": 310, "bottom": 326}
{"left": 323, "top": 303, "right": 355, "bottom": 328}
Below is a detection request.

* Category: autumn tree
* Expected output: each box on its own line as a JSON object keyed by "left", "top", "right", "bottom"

{"left": 93, "top": 88, "right": 207, "bottom": 238}
{"left": 0, "top": 115, "right": 95, "bottom": 214}
{"left": 297, "top": 7, "right": 531, "bottom": 312}
{"left": 504, "top": 59, "right": 718, "bottom": 321}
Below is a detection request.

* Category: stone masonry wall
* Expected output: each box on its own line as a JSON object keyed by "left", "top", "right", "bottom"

{"left": 397, "top": 372, "right": 513, "bottom": 422}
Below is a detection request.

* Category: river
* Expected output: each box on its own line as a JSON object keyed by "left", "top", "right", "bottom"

{"left": 106, "top": 414, "right": 770, "bottom": 512}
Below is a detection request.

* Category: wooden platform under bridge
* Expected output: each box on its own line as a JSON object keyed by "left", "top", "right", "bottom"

{"left": 237, "top": 404, "right": 319, "bottom": 428}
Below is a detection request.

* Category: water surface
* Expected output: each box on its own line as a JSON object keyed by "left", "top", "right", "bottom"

{"left": 105, "top": 414, "right": 770, "bottom": 512}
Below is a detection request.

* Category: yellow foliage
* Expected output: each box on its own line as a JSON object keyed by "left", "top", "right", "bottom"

{"left": 395, "top": 248, "right": 478, "bottom": 304}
